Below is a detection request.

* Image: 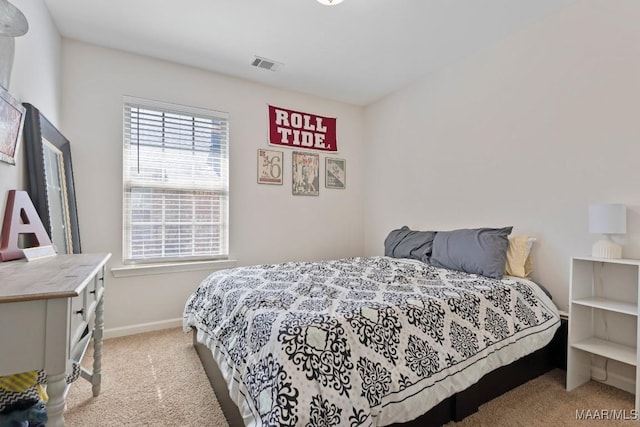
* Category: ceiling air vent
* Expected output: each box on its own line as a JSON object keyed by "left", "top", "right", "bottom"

{"left": 251, "top": 56, "right": 284, "bottom": 72}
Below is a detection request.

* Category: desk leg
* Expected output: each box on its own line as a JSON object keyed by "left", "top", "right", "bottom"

{"left": 46, "top": 371, "right": 66, "bottom": 427}
{"left": 92, "top": 295, "right": 104, "bottom": 397}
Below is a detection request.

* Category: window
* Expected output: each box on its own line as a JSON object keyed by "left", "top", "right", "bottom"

{"left": 123, "top": 97, "right": 229, "bottom": 263}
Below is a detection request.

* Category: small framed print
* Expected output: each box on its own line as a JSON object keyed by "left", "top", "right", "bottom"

{"left": 0, "top": 87, "right": 26, "bottom": 165}
{"left": 257, "top": 149, "right": 283, "bottom": 185}
{"left": 292, "top": 151, "right": 319, "bottom": 196}
{"left": 325, "top": 157, "right": 346, "bottom": 189}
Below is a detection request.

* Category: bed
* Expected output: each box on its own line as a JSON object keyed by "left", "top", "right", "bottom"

{"left": 183, "top": 250, "right": 560, "bottom": 426}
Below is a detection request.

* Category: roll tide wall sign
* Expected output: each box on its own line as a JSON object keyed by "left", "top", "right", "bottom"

{"left": 268, "top": 105, "right": 337, "bottom": 152}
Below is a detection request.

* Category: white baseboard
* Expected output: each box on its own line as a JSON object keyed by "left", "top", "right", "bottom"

{"left": 104, "top": 318, "right": 183, "bottom": 339}
{"left": 591, "top": 366, "right": 635, "bottom": 394}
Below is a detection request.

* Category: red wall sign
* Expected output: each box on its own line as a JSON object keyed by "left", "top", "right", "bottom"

{"left": 268, "top": 105, "right": 337, "bottom": 152}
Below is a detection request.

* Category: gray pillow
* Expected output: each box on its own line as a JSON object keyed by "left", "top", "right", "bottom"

{"left": 384, "top": 226, "right": 436, "bottom": 263}
{"left": 430, "top": 227, "right": 513, "bottom": 279}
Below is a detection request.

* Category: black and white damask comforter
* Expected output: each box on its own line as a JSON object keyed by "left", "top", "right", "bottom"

{"left": 183, "top": 256, "right": 559, "bottom": 427}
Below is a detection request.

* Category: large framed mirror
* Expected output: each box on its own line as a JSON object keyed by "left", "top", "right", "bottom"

{"left": 22, "top": 103, "right": 81, "bottom": 254}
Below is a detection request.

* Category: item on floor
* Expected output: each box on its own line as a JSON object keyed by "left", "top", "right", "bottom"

{"left": 0, "top": 370, "right": 47, "bottom": 427}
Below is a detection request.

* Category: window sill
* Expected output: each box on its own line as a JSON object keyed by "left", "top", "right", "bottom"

{"left": 110, "top": 259, "right": 237, "bottom": 278}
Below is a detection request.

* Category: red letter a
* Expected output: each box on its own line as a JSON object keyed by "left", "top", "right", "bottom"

{"left": 0, "top": 190, "right": 53, "bottom": 262}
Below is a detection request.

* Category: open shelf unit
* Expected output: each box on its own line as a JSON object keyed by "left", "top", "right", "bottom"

{"left": 566, "top": 256, "right": 640, "bottom": 412}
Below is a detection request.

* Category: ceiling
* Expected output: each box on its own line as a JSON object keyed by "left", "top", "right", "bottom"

{"left": 43, "top": 0, "right": 576, "bottom": 106}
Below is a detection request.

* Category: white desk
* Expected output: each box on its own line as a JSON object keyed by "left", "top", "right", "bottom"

{"left": 0, "top": 253, "right": 111, "bottom": 427}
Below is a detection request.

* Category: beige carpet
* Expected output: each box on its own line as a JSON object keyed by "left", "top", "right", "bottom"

{"left": 444, "top": 368, "right": 635, "bottom": 427}
{"left": 65, "top": 327, "right": 635, "bottom": 426}
{"left": 65, "top": 328, "right": 226, "bottom": 426}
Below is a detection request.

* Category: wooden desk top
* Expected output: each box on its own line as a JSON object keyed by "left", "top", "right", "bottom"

{"left": 0, "top": 253, "right": 111, "bottom": 303}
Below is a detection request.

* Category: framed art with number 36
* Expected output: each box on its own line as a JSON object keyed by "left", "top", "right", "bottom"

{"left": 257, "top": 149, "right": 283, "bottom": 185}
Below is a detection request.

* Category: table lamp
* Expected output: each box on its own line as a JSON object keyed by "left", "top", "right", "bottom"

{"left": 589, "top": 203, "right": 626, "bottom": 259}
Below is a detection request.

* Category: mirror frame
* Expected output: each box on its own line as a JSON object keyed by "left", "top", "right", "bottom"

{"left": 22, "top": 103, "right": 81, "bottom": 254}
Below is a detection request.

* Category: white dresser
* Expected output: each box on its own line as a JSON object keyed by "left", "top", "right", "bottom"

{"left": 0, "top": 252, "right": 111, "bottom": 427}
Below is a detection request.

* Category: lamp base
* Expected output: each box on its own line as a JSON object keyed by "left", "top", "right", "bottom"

{"left": 592, "top": 239, "right": 622, "bottom": 259}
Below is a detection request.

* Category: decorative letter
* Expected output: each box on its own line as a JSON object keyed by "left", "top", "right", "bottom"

{"left": 314, "top": 133, "right": 326, "bottom": 149}
{"left": 300, "top": 131, "right": 314, "bottom": 147}
{"left": 274, "top": 109, "right": 289, "bottom": 126}
{"left": 0, "top": 190, "right": 53, "bottom": 261}
{"left": 277, "top": 127, "right": 292, "bottom": 144}
{"left": 290, "top": 113, "right": 303, "bottom": 129}
{"left": 315, "top": 117, "right": 327, "bottom": 133}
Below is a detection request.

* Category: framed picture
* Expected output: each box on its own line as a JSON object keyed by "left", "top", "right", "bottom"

{"left": 257, "top": 149, "right": 283, "bottom": 185}
{"left": 22, "top": 103, "right": 81, "bottom": 254}
{"left": 0, "top": 87, "right": 26, "bottom": 165}
{"left": 292, "top": 151, "right": 319, "bottom": 196}
{"left": 325, "top": 157, "right": 346, "bottom": 189}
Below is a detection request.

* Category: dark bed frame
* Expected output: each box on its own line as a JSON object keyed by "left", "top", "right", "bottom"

{"left": 192, "top": 320, "right": 567, "bottom": 427}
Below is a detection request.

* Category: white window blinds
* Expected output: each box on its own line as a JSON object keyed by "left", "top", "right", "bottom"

{"left": 123, "top": 97, "right": 229, "bottom": 263}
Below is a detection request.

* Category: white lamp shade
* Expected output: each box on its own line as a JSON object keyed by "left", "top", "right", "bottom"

{"left": 588, "top": 204, "right": 627, "bottom": 235}
{"left": 317, "top": 0, "right": 344, "bottom": 5}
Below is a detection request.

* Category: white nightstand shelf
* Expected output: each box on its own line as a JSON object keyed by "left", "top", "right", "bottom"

{"left": 572, "top": 297, "right": 637, "bottom": 316}
{"left": 572, "top": 337, "right": 636, "bottom": 366}
{"left": 566, "top": 256, "right": 640, "bottom": 413}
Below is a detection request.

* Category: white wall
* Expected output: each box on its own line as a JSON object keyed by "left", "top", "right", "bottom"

{"left": 7, "top": 0, "right": 637, "bottom": 338}
{"left": 0, "top": 0, "right": 61, "bottom": 225}
{"left": 60, "top": 40, "right": 365, "bottom": 333}
{"left": 364, "top": 0, "right": 640, "bottom": 313}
